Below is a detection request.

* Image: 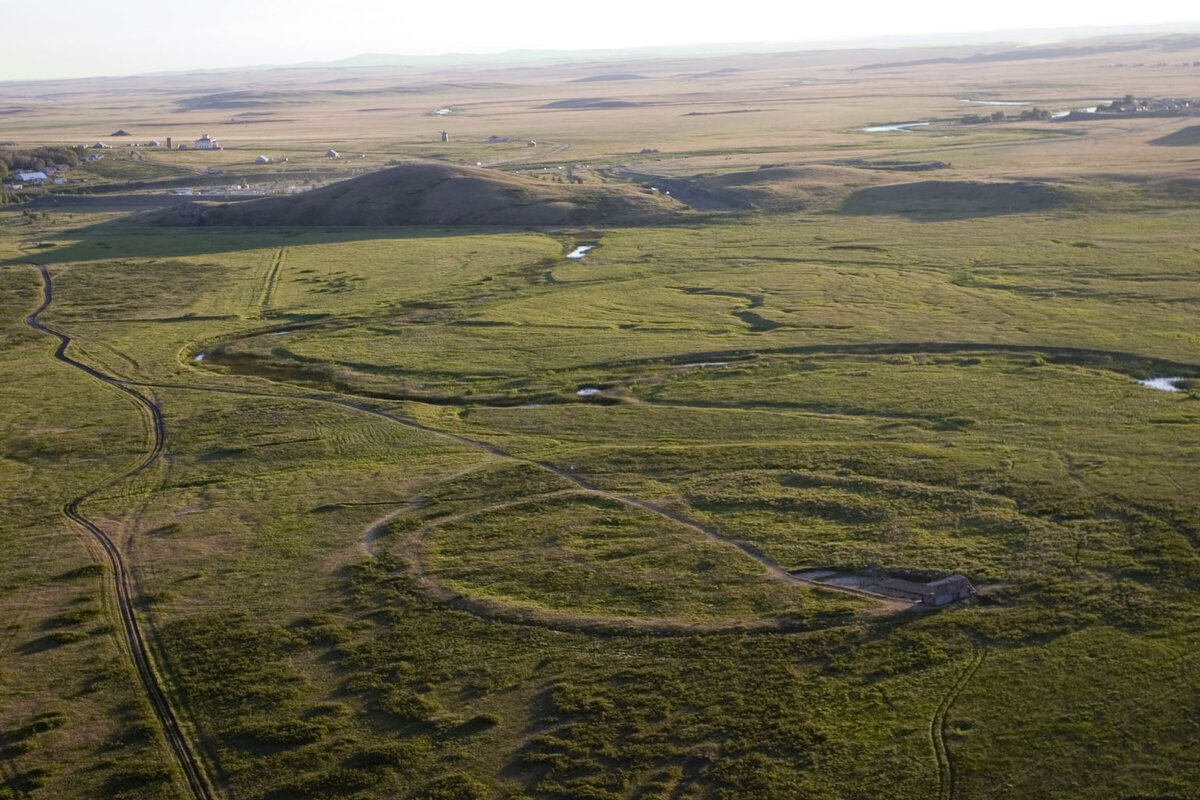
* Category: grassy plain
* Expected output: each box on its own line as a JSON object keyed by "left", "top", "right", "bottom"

{"left": 3, "top": 31, "right": 1200, "bottom": 800}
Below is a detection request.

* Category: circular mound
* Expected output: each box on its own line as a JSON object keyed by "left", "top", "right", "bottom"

{"left": 406, "top": 492, "right": 838, "bottom": 626}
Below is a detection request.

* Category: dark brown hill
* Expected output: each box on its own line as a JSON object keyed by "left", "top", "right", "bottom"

{"left": 156, "top": 163, "right": 679, "bottom": 227}
{"left": 1150, "top": 125, "right": 1200, "bottom": 146}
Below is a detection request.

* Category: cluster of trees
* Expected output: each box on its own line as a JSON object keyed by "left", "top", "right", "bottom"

{"left": 1019, "top": 107, "right": 1053, "bottom": 120}
{"left": 960, "top": 107, "right": 1053, "bottom": 125}
{"left": 1101, "top": 94, "right": 1140, "bottom": 111}
{"left": 960, "top": 111, "right": 1007, "bottom": 124}
{"left": 0, "top": 145, "right": 84, "bottom": 180}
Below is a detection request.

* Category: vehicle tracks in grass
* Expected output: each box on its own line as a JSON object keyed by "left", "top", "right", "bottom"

{"left": 931, "top": 642, "right": 986, "bottom": 800}
{"left": 24, "top": 265, "right": 217, "bottom": 800}
{"left": 256, "top": 244, "right": 286, "bottom": 314}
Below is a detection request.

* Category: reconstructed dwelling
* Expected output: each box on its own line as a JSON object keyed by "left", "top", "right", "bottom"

{"left": 921, "top": 575, "right": 974, "bottom": 607}
{"left": 857, "top": 564, "right": 976, "bottom": 606}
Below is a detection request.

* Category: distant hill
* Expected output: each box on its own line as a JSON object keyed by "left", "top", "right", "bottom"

{"left": 538, "top": 98, "right": 639, "bottom": 109}
{"left": 155, "top": 163, "right": 680, "bottom": 227}
{"left": 840, "top": 180, "right": 1069, "bottom": 216}
{"left": 1150, "top": 125, "right": 1200, "bottom": 146}
{"left": 570, "top": 74, "right": 647, "bottom": 82}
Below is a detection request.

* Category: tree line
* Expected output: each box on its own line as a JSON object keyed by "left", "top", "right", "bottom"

{"left": 0, "top": 145, "right": 85, "bottom": 180}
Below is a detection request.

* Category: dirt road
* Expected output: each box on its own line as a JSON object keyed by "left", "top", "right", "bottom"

{"left": 24, "top": 265, "right": 216, "bottom": 800}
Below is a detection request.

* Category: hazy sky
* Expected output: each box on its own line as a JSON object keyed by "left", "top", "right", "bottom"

{"left": 4, "top": 0, "right": 1199, "bottom": 81}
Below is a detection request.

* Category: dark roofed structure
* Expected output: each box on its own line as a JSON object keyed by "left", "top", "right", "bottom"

{"left": 921, "top": 574, "right": 973, "bottom": 607}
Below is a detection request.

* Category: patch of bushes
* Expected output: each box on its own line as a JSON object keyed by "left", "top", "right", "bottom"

{"left": 230, "top": 716, "right": 329, "bottom": 747}
{"left": 379, "top": 687, "right": 442, "bottom": 721}
{"left": 6, "top": 710, "right": 70, "bottom": 742}
{"left": 99, "top": 764, "right": 173, "bottom": 797}
{"left": 416, "top": 772, "right": 490, "bottom": 800}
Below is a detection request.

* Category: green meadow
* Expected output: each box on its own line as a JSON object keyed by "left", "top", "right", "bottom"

{"left": 3, "top": 36, "right": 1200, "bottom": 800}
{"left": 3, "top": 194, "right": 1199, "bottom": 800}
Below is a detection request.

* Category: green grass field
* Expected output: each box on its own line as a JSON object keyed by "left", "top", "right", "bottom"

{"left": 3, "top": 35, "right": 1200, "bottom": 800}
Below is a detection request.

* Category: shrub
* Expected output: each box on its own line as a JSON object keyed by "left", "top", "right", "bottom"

{"left": 417, "top": 773, "right": 489, "bottom": 800}
{"left": 379, "top": 688, "right": 441, "bottom": 721}
{"left": 229, "top": 717, "right": 327, "bottom": 746}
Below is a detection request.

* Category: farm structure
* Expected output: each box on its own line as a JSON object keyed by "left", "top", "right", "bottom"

{"left": 195, "top": 134, "right": 219, "bottom": 150}
{"left": 794, "top": 565, "right": 976, "bottom": 607}
{"left": 921, "top": 575, "right": 974, "bottom": 606}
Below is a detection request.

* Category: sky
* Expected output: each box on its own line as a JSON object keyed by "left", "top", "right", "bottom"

{"left": 4, "top": 0, "right": 1200, "bottom": 81}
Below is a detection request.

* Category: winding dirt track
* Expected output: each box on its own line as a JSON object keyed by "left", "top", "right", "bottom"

{"left": 931, "top": 643, "right": 986, "bottom": 800}
{"left": 24, "top": 265, "right": 215, "bottom": 800}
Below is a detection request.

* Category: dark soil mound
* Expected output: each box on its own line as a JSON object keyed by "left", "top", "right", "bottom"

{"left": 840, "top": 180, "right": 1068, "bottom": 217}
{"left": 538, "top": 98, "right": 639, "bottom": 109}
{"left": 1149, "top": 125, "right": 1200, "bottom": 146}
{"left": 570, "top": 74, "right": 646, "bottom": 83}
{"left": 155, "top": 163, "right": 678, "bottom": 227}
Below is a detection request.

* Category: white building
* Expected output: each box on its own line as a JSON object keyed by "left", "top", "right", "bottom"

{"left": 195, "top": 134, "right": 218, "bottom": 150}
{"left": 15, "top": 171, "right": 48, "bottom": 184}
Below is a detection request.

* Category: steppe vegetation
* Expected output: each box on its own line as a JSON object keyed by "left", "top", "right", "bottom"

{"left": 2, "top": 31, "right": 1200, "bottom": 800}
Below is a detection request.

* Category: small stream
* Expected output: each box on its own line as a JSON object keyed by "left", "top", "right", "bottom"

{"left": 1137, "top": 377, "right": 1186, "bottom": 392}
{"left": 861, "top": 122, "right": 931, "bottom": 133}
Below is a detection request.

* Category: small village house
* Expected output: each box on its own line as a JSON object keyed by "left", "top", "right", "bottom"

{"left": 195, "top": 134, "right": 218, "bottom": 150}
